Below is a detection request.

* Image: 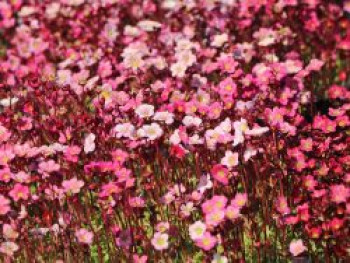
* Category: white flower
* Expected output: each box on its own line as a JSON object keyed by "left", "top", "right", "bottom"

{"left": 56, "top": 70, "right": 71, "bottom": 86}
{"left": 233, "top": 118, "right": 249, "bottom": 146}
{"left": 45, "top": 3, "right": 60, "bottom": 19}
{"left": 137, "top": 123, "right": 163, "bottom": 140}
{"left": 84, "top": 133, "right": 96, "bottom": 153}
{"left": 153, "top": 111, "right": 174, "bottom": 124}
{"left": 243, "top": 147, "right": 257, "bottom": 162}
{"left": 123, "top": 52, "right": 144, "bottom": 71}
{"left": 170, "top": 62, "right": 187, "bottom": 78}
{"left": 169, "top": 129, "right": 181, "bottom": 145}
{"left": 135, "top": 104, "right": 155, "bottom": 118}
{"left": 175, "top": 50, "right": 196, "bottom": 67}
{"left": 212, "top": 33, "right": 229, "bottom": 47}
{"left": 114, "top": 123, "right": 135, "bottom": 139}
{"left": 221, "top": 150, "right": 239, "bottom": 168}
{"left": 137, "top": 20, "right": 162, "bottom": 32}
{"left": 233, "top": 118, "right": 249, "bottom": 134}
{"left": 148, "top": 57, "right": 167, "bottom": 70}
{"left": 0, "top": 241, "right": 19, "bottom": 256}
{"left": 182, "top": 116, "right": 202, "bottom": 127}
{"left": 189, "top": 134, "right": 204, "bottom": 145}
{"left": 218, "top": 118, "right": 232, "bottom": 133}
{"left": 162, "top": 0, "right": 179, "bottom": 10}
{"left": 18, "top": 6, "right": 37, "bottom": 17}
{"left": 212, "top": 254, "right": 228, "bottom": 263}
{"left": 124, "top": 25, "right": 140, "bottom": 36}
{"left": 175, "top": 38, "right": 195, "bottom": 51}
{"left": 197, "top": 174, "right": 213, "bottom": 193}
{"left": 151, "top": 232, "right": 169, "bottom": 250}
{"left": 3, "top": 224, "right": 19, "bottom": 240}
{"left": 0, "top": 97, "right": 19, "bottom": 107}
{"left": 189, "top": 221, "right": 206, "bottom": 240}
{"left": 284, "top": 59, "right": 303, "bottom": 74}
{"left": 68, "top": 0, "right": 85, "bottom": 6}
{"left": 245, "top": 126, "right": 269, "bottom": 136}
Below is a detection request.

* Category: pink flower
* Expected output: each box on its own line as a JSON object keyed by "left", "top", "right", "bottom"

{"left": 276, "top": 196, "right": 290, "bottom": 215}
{"left": 9, "top": 184, "right": 29, "bottom": 202}
{"left": 211, "top": 164, "right": 229, "bottom": 185}
{"left": 133, "top": 254, "right": 148, "bottom": 263}
{"left": 205, "top": 209, "right": 225, "bottom": 227}
{"left": 62, "top": 177, "right": 84, "bottom": 194}
{"left": 225, "top": 205, "right": 241, "bottom": 221}
{"left": 151, "top": 232, "right": 169, "bottom": 250}
{"left": 98, "top": 60, "right": 113, "bottom": 78}
{"left": 156, "top": 222, "right": 170, "bottom": 233}
{"left": 303, "top": 175, "right": 317, "bottom": 191}
{"left": 231, "top": 193, "right": 248, "bottom": 208}
{"left": 328, "top": 85, "right": 346, "bottom": 99}
{"left": 38, "top": 159, "right": 60, "bottom": 174}
{"left": 266, "top": 107, "right": 284, "bottom": 126}
{"left": 3, "top": 224, "right": 19, "bottom": 239}
{"left": 0, "top": 194, "right": 10, "bottom": 215}
{"left": 75, "top": 229, "right": 94, "bottom": 245}
{"left": 0, "top": 241, "right": 19, "bottom": 257}
{"left": 111, "top": 149, "right": 129, "bottom": 164}
{"left": 289, "top": 239, "right": 307, "bottom": 257}
{"left": 330, "top": 184, "right": 349, "bottom": 204}
{"left": 64, "top": 146, "right": 81, "bottom": 163}
{"left": 202, "top": 195, "right": 228, "bottom": 215}
{"left": 300, "top": 138, "right": 313, "bottom": 152}
{"left": 218, "top": 77, "right": 237, "bottom": 97}
{"left": 195, "top": 232, "right": 217, "bottom": 251}
{"left": 0, "top": 167, "right": 12, "bottom": 183}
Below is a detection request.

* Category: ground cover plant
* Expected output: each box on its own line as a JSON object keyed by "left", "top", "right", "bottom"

{"left": 0, "top": 0, "right": 349, "bottom": 262}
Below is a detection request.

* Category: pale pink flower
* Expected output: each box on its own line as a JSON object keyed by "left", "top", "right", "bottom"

{"left": 38, "top": 159, "right": 60, "bottom": 174}
{"left": 330, "top": 184, "right": 349, "bottom": 204}
{"left": 221, "top": 151, "right": 239, "bottom": 168}
{"left": 289, "top": 239, "right": 307, "bottom": 257}
{"left": 0, "top": 241, "right": 19, "bottom": 257}
{"left": 3, "top": 224, "right": 19, "bottom": 240}
{"left": 62, "top": 177, "right": 84, "bottom": 194}
{"left": 189, "top": 221, "right": 206, "bottom": 240}
{"left": 231, "top": 193, "right": 248, "bottom": 208}
{"left": 195, "top": 232, "right": 217, "bottom": 251}
{"left": 0, "top": 194, "right": 11, "bottom": 215}
{"left": 135, "top": 104, "right": 155, "bottom": 118}
{"left": 205, "top": 209, "right": 225, "bottom": 227}
{"left": 84, "top": 133, "right": 96, "bottom": 153}
{"left": 225, "top": 205, "right": 241, "bottom": 221}
{"left": 151, "top": 232, "right": 169, "bottom": 250}
{"left": 156, "top": 222, "right": 170, "bottom": 233}
{"left": 75, "top": 228, "right": 94, "bottom": 245}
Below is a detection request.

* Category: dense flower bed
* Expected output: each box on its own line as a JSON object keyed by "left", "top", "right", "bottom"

{"left": 0, "top": 0, "right": 349, "bottom": 262}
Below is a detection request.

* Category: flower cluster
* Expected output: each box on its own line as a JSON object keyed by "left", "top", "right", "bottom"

{"left": 0, "top": 0, "right": 349, "bottom": 262}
